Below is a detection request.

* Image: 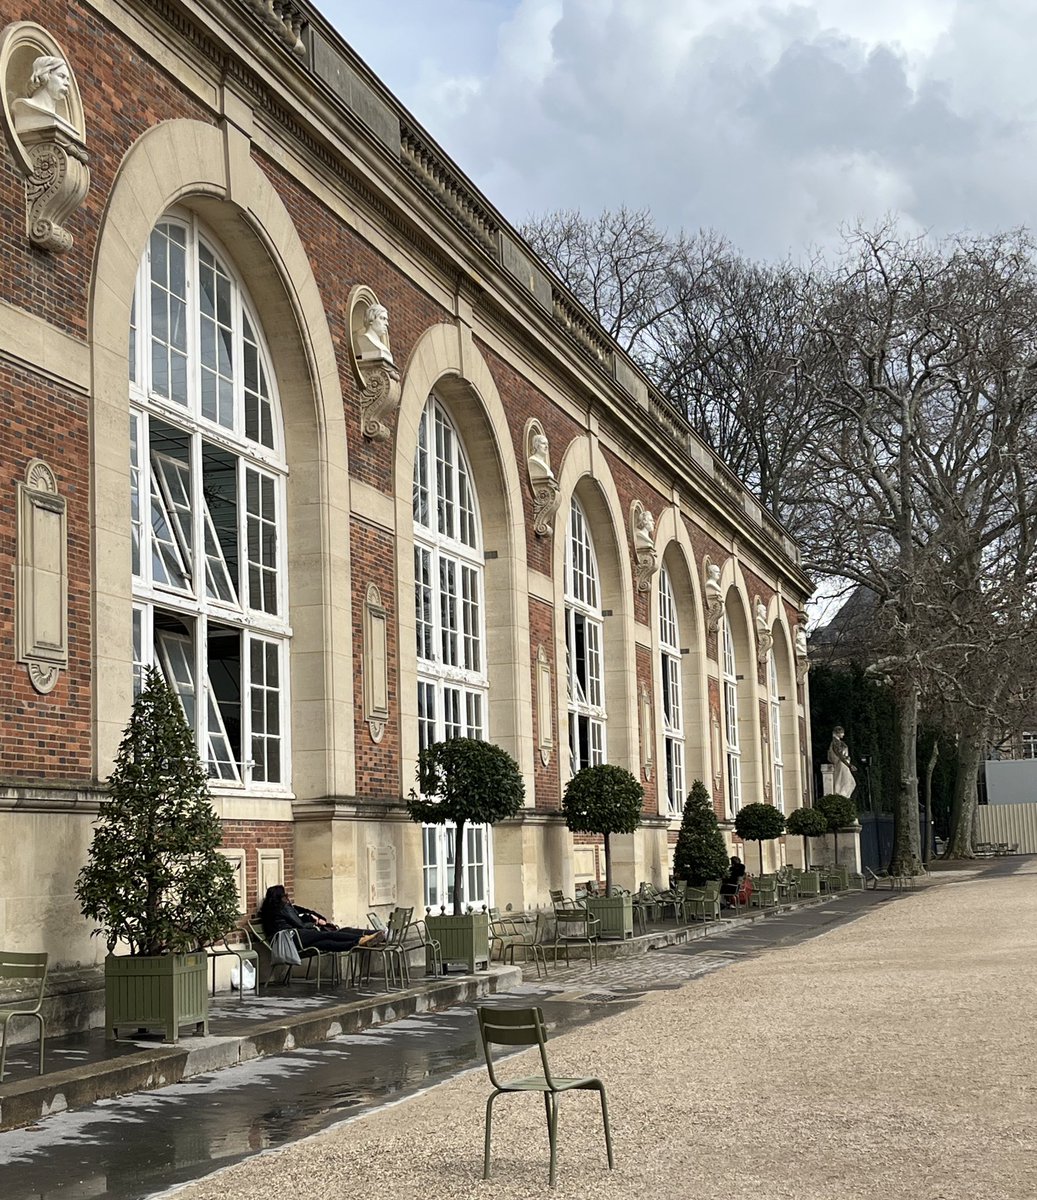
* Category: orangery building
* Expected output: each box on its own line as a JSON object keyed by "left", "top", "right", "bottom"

{"left": 0, "top": 0, "right": 813, "bottom": 1033}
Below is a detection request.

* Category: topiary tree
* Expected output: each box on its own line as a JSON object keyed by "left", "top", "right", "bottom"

{"left": 76, "top": 667, "right": 241, "bottom": 957}
{"left": 734, "top": 802, "right": 787, "bottom": 876}
{"left": 673, "top": 779, "right": 730, "bottom": 886}
{"left": 785, "top": 806, "right": 829, "bottom": 870}
{"left": 562, "top": 764, "right": 643, "bottom": 896}
{"left": 814, "top": 793, "right": 859, "bottom": 867}
{"left": 408, "top": 737, "right": 525, "bottom": 916}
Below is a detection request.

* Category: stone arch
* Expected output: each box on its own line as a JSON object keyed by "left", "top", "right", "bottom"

{"left": 89, "top": 119, "right": 353, "bottom": 800}
{"left": 552, "top": 434, "right": 637, "bottom": 771}
{"left": 394, "top": 322, "right": 533, "bottom": 789}
{"left": 718, "top": 558, "right": 764, "bottom": 815}
{"left": 651, "top": 507, "right": 710, "bottom": 806}
{"left": 767, "top": 599, "right": 802, "bottom": 811}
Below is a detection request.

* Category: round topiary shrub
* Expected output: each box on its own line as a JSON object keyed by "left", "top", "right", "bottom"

{"left": 734, "top": 802, "right": 786, "bottom": 875}
{"left": 785, "top": 806, "right": 829, "bottom": 870}
{"left": 562, "top": 764, "right": 643, "bottom": 896}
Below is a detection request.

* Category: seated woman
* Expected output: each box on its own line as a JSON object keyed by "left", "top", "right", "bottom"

{"left": 258, "top": 885, "right": 385, "bottom": 950}
{"left": 720, "top": 855, "right": 746, "bottom": 907}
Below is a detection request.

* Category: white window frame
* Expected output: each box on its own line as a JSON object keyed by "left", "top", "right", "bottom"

{"left": 566, "top": 498, "right": 606, "bottom": 775}
{"left": 722, "top": 613, "right": 741, "bottom": 817}
{"left": 659, "top": 566, "right": 685, "bottom": 817}
{"left": 768, "top": 649, "right": 785, "bottom": 813}
{"left": 413, "top": 393, "right": 491, "bottom": 911}
{"left": 129, "top": 211, "right": 290, "bottom": 795}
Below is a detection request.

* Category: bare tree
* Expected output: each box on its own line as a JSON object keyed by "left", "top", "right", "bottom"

{"left": 522, "top": 207, "right": 702, "bottom": 353}
{"left": 801, "top": 223, "right": 1037, "bottom": 868}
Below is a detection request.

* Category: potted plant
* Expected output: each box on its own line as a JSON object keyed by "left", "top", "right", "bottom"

{"left": 76, "top": 668, "right": 240, "bottom": 1041}
{"left": 734, "top": 802, "right": 786, "bottom": 876}
{"left": 785, "top": 806, "right": 829, "bottom": 870}
{"left": 814, "top": 793, "right": 859, "bottom": 867}
{"left": 673, "top": 780, "right": 730, "bottom": 886}
{"left": 562, "top": 764, "right": 643, "bottom": 938}
{"left": 407, "top": 737, "right": 525, "bottom": 971}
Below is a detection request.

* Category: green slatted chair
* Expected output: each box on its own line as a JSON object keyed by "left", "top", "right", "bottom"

{"left": 477, "top": 1005, "right": 614, "bottom": 1188}
{"left": 0, "top": 951, "right": 48, "bottom": 1081}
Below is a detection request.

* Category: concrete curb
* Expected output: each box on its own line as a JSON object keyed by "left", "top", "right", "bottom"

{"left": 0, "top": 966, "right": 522, "bottom": 1132}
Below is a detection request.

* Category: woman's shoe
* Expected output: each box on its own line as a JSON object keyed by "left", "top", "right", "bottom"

{"left": 359, "top": 930, "right": 387, "bottom": 947}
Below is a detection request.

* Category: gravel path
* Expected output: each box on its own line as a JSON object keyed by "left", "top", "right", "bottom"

{"left": 168, "top": 865, "right": 1036, "bottom": 1200}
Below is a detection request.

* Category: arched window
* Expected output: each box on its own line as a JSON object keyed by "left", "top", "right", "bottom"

{"left": 565, "top": 498, "right": 606, "bottom": 773}
{"left": 413, "top": 394, "right": 490, "bottom": 908}
{"left": 129, "top": 213, "right": 288, "bottom": 789}
{"left": 721, "top": 613, "right": 741, "bottom": 815}
{"left": 768, "top": 650, "right": 785, "bottom": 812}
{"left": 659, "top": 566, "right": 685, "bottom": 816}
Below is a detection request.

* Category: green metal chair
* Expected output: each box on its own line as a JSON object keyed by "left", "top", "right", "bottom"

{"left": 206, "top": 923, "right": 260, "bottom": 1000}
{"left": 685, "top": 881, "right": 721, "bottom": 924}
{"left": 477, "top": 1005, "right": 614, "bottom": 1188}
{"left": 549, "top": 905, "right": 600, "bottom": 967}
{"left": 499, "top": 913, "right": 550, "bottom": 978}
{"left": 357, "top": 906, "right": 413, "bottom": 990}
{"left": 0, "top": 951, "right": 48, "bottom": 1081}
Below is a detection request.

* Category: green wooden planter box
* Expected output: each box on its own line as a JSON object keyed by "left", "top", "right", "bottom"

{"left": 105, "top": 952, "right": 209, "bottom": 1042}
{"left": 584, "top": 893, "right": 634, "bottom": 939}
{"left": 424, "top": 912, "right": 490, "bottom": 973}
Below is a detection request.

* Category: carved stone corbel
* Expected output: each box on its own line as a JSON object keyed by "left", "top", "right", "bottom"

{"left": 346, "top": 285, "right": 400, "bottom": 441}
{"left": 1, "top": 24, "right": 91, "bottom": 254}
{"left": 525, "top": 418, "right": 560, "bottom": 537}
{"left": 704, "top": 556, "right": 725, "bottom": 634}
{"left": 630, "top": 499, "right": 658, "bottom": 593}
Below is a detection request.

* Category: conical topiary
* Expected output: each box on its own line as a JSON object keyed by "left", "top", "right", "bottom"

{"left": 76, "top": 667, "right": 241, "bottom": 956}
{"left": 673, "top": 779, "right": 730, "bottom": 886}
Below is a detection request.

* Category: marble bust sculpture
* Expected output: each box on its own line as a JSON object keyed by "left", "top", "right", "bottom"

{"left": 13, "top": 56, "right": 76, "bottom": 134}
{"left": 633, "top": 506, "right": 655, "bottom": 551}
{"left": 356, "top": 302, "right": 394, "bottom": 364}
{"left": 528, "top": 431, "right": 555, "bottom": 484}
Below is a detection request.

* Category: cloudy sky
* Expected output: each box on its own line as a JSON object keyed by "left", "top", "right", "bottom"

{"left": 316, "top": 1, "right": 1037, "bottom": 262}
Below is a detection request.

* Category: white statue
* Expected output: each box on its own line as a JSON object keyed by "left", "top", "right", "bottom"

{"left": 704, "top": 560, "right": 724, "bottom": 633}
{"left": 827, "top": 726, "right": 857, "bottom": 799}
{"left": 356, "top": 302, "right": 394, "bottom": 364}
{"left": 755, "top": 599, "right": 768, "bottom": 634}
{"left": 528, "top": 431, "right": 555, "bottom": 484}
{"left": 795, "top": 625, "right": 808, "bottom": 659}
{"left": 13, "top": 56, "right": 75, "bottom": 134}
{"left": 633, "top": 506, "right": 655, "bottom": 552}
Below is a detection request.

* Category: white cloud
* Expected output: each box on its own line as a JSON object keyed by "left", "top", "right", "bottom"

{"left": 317, "top": 1, "right": 1037, "bottom": 259}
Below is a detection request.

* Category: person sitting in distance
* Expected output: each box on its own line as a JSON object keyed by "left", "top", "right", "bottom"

{"left": 259, "top": 885, "right": 386, "bottom": 950}
{"left": 720, "top": 855, "right": 746, "bottom": 907}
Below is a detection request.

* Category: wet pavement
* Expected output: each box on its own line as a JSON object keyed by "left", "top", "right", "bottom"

{"left": 0, "top": 881, "right": 964, "bottom": 1200}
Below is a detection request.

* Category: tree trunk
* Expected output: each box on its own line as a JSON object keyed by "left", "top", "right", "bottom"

{"left": 604, "top": 832, "right": 613, "bottom": 897}
{"left": 889, "top": 681, "right": 922, "bottom": 875}
{"left": 945, "top": 728, "right": 985, "bottom": 858}
{"left": 452, "top": 820, "right": 466, "bottom": 916}
{"left": 832, "top": 828, "right": 840, "bottom": 869}
{"left": 922, "top": 738, "right": 939, "bottom": 865}
{"left": 758, "top": 840, "right": 765, "bottom": 876}
{"left": 801, "top": 834, "right": 810, "bottom": 870}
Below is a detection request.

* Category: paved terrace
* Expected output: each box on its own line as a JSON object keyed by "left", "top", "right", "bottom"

{"left": 0, "top": 885, "right": 886, "bottom": 1132}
